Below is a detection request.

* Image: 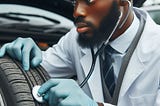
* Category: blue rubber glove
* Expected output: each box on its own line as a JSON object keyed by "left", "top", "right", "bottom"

{"left": 0, "top": 37, "right": 42, "bottom": 71}
{"left": 38, "top": 79, "right": 98, "bottom": 106}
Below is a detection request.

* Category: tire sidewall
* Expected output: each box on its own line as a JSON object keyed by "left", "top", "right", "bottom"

{"left": 0, "top": 69, "right": 17, "bottom": 106}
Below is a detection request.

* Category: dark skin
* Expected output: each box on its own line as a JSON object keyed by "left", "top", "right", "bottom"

{"left": 73, "top": 0, "right": 134, "bottom": 42}
{"left": 73, "top": 0, "right": 134, "bottom": 105}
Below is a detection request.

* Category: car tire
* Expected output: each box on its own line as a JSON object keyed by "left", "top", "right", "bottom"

{"left": 0, "top": 55, "right": 50, "bottom": 106}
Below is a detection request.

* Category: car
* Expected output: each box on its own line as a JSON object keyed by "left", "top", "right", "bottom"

{"left": 0, "top": 0, "right": 74, "bottom": 21}
{"left": 143, "top": 0, "right": 160, "bottom": 6}
{"left": 0, "top": 2, "right": 74, "bottom": 106}
{"left": 0, "top": 3, "right": 74, "bottom": 50}
{"left": 141, "top": 5, "right": 160, "bottom": 25}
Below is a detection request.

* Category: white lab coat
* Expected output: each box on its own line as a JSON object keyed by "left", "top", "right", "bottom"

{"left": 41, "top": 8, "right": 160, "bottom": 106}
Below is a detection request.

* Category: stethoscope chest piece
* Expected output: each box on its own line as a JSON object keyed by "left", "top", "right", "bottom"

{"left": 32, "top": 85, "right": 45, "bottom": 103}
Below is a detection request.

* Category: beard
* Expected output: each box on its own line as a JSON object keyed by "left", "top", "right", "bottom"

{"left": 75, "top": 1, "right": 120, "bottom": 48}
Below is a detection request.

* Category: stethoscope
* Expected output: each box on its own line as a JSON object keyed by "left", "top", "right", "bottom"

{"left": 32, "top": 0, "right": 146, "bottom": 104}
{"left": 79, "top": 0, "right": 132, "bottom": 88}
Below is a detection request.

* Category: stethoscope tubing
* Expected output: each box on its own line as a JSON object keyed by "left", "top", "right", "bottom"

{"left": 79, "top": 0, "right": 131, "bottom": 88}
{"left": 79, "top": 43, "right": 106, "bottom": 87}
{"left": 79, "top": 12, "right": 122, "bottom": 87}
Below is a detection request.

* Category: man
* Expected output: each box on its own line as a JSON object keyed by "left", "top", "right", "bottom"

{"left": 0, "top": 0, "right": 160, "bottom": 106}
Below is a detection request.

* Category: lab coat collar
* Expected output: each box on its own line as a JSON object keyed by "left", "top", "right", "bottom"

{"left": 79, "top": 43, "right": 145, "bottom": 99}
{"left": 79, "top": 8, "right": 154, "bottom": 100}
{"left": 109, "top": 11, "right": 140, "bottom": 54}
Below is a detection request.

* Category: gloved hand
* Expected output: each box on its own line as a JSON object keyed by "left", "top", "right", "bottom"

{"left": 0, "top": 37, "right": 42, "bottom": 71}
{"left": 38, "top": 79, "right": 98, "bottom": 106}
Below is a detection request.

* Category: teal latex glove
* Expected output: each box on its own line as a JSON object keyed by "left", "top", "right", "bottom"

{"left": 0, "top": 37, "right": 42, "bottom": 71}
{"left": 38, "top": 79, "right": 98, "bottom": 106}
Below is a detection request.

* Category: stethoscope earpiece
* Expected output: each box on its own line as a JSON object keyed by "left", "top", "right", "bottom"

{"left": 118, "top": 0, "right": 132, "bottom": 29}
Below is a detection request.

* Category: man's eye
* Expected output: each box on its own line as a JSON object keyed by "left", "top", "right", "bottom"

{"left": 85, "top": 0, "right": 94, "bottom": 5}
{"left": 86, "top": 0, "right": 95, "bottom": 4}
{"left": 85, "top": 0, "right": 96, "bottom": 6}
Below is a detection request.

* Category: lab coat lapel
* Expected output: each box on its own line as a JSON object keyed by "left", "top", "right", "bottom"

{"left": 120, "top": 50, "right": 145, "bottom": 97}
{"left": 79, "top": 48, "right": 145, "bottom": 99}
{"left": 80, "top": 48, "right": 92, "bottom": 77}
{"left": 79, "top": 44, "right": 145, "bottom": 101}
{"left": 80, "top": 48, "right": 104, "bottom": 101}
{"left": 119, "top": 11, "right": 149, "bottom": 97}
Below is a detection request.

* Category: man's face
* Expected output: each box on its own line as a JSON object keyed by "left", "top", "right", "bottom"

{"left": 73, "top": 0, "right": 120, "bottom": 48}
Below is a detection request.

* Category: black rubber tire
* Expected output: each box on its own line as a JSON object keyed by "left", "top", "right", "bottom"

{"left": 0, "top": 55, "right": 50, "bottom": 106}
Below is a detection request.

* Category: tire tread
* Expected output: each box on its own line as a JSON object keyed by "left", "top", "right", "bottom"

{"left": 0, "top": 55, "right": 50, "bottom": 106}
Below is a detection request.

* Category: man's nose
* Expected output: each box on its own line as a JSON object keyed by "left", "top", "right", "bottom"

{"left": 73, "top": 3, "right": 86, "bottom": 19}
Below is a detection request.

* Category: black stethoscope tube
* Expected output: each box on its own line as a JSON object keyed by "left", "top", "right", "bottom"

{"left": 79, "top": 0, "right": 131, "bottom": 88}
{"left": 79, "top": 43, "right": 106, "bottom": 88}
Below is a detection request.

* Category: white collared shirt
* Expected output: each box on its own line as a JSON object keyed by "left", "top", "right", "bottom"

{"left": 109, "top": 12, "right": 140, "bottom": 80}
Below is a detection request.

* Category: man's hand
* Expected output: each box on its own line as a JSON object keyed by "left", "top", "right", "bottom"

{"left": 38, "top": 79, "right": 99, "bottom": 106}
{"left": 0, "top": 37, "right": 42, "bottom": 71}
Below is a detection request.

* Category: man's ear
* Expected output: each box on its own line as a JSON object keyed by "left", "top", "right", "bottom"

{"left": 119, "top": 0, "right": 132, "bottom": 6}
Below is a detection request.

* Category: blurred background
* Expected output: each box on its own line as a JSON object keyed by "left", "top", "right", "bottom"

{"left": 0, "top": 0, "right": 159, "bottom": 50}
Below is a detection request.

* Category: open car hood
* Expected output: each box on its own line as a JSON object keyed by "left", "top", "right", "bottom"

{"left": 0, "top": 0, "right": 74, "bottom": 21}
